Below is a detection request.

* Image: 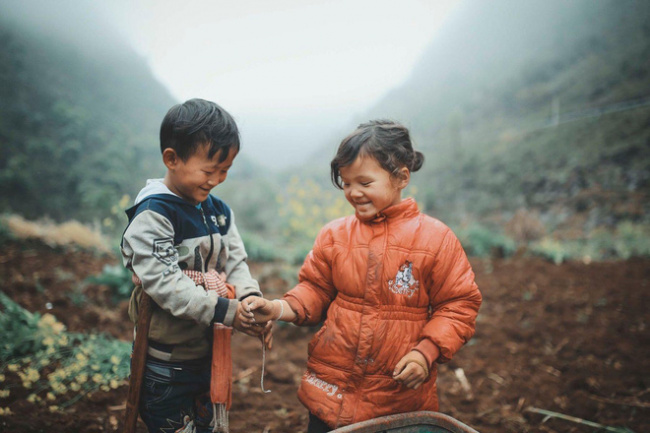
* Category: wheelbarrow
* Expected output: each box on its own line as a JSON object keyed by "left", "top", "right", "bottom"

{"left": 330, "top": 411, "right": 479, "bottom": 433}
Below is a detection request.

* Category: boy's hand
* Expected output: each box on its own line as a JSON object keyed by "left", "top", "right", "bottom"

{"left": 241, "top": 296, "right": 279, "bottom": 323}
{"left": 236, "top": 300, "right": 255, "bottom": 327}
{"left": 233, "top": 301, "right": 267, "bottom": 336}
{"left": 393, "top": 350, "right": 429, "bottom": 389}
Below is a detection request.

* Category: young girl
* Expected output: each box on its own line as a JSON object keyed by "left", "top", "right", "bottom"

{"left": 243, "top": 120, "right": 482, "bottom": 432}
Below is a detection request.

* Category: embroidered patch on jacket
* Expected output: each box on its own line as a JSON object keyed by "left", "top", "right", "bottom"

{"left": 388, "top": 260, "right": 420, "bottom": 297}
{"left": 304, "top": 371, "right": 342, "bottom": 399}
{"left": 152, "top": 238, "right": 176, "bottom": 265}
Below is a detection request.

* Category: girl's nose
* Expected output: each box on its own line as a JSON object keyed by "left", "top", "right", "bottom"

{"left": 349, "top": 187, "right": 363, "bottom": 198}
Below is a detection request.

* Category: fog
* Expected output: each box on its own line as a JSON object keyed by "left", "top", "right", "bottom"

{"left": 95, "top": 0, "right": 460, "bottom": 168}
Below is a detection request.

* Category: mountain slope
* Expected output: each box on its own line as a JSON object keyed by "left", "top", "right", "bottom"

{"left": 0, "top": 1, "right": 176, "bottom": 223}
{"left": 361, "top": 0, "right": 650, "bottom": 232}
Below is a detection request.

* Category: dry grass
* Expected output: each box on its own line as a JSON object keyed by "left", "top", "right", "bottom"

{"left": 2, "top": 215, "right": 111, "bottom": 253}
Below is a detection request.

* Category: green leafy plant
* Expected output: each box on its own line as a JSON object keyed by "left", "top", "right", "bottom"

{"left": 86, "top": 263, "right": 133, "bottom": 302}
{"left": 456, "top": 224, "right": 516, "bottom": 258}
{"left": 241, "top": 232, "right": 280, "bottom": 262}
{"left": 0, "top": 293, "right": 131, "bottom": 412}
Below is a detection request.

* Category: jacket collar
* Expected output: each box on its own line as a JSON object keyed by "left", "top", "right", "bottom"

{"left": 363, "top": 197, "right": 419, "bottom": 224}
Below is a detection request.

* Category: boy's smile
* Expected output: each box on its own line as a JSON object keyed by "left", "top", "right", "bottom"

{"left": 339, "top": 155, "right": 408, "bottom": 221}
{"left": 163, "top": 144, "right": 237, "bottom": 205}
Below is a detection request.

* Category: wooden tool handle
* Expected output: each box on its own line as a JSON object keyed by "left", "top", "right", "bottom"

{"left": 123, "top": 291, "right": 153, "bottom": 433}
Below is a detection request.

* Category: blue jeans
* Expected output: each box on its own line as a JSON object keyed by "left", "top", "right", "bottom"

{"left": 308, "top": 413, "right": 331, "bottom": 433}
{"left": 139, "top": 358, "right": 214, "bottom": 433}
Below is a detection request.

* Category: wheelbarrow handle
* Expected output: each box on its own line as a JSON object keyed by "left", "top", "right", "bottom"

{"left": 123, "top": 291, "right": 153, "bottom": 433}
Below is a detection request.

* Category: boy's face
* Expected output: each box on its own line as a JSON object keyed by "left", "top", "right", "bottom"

{"left": 163, "top": 144, "right": 238, "bottom": 205}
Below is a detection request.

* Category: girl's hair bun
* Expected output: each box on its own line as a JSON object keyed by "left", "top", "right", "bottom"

{"left": 330, "top": 119, "right": 425, "bottom": 188}
{"left": 411, "top": 151, "right": 424, "bottom": 172}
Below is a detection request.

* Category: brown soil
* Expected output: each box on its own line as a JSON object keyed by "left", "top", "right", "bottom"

{"left": 0, "top": 239, "right": 648, "bottom": 432}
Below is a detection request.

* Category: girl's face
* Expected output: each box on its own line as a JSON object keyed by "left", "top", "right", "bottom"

{"left": 339, "top": 155, "right": 409, "bottom": 221}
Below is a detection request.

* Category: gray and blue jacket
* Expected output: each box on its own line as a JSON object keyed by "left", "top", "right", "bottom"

{"left": 121, "top": 179, "right": 261, "bottom": 361}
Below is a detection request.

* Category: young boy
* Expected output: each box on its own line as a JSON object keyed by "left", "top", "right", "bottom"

{"left": 121, "top": 98, "right": 265, "bottom": 432}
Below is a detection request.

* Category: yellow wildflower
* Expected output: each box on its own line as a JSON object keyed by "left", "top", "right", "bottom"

{"left": 0, "top": 390, "right": 9, "bottom": 398}
{"left": 49, "top": 406, "right": 59, "bottom": 413}
{"left": 27, "top": 394, "right": 37, "bottom": 403}
{"left": 47, "top": 393, "right": 56, "bottom": 401}
{"left": 109, "top": 379, "right": 119, "bottom": 389}
{"left": 52, "top": 322, "right": 65, "bottom": 334}
{"left": 26, "top": 368, "right": 39, "bottom": 382}
{"left": 76, "top": 353, "right": 88, "bottom": 362}
{"left": 7, "top": 364, "right": 19, "bottom": 372}
{"left": 0, "top": 374, "right": 4, "bottom": 381}
{"left": 92, "top": 373, "right": 103, "bottom": 383}
{"left": 119, "top": 194, "right": 131, "bottom": 209}
{"left": 39, "top": 313, "right": 57, "bottom": 328}
{"left": 70, "top": 382, "right": 81, "bottom": 392}
{"left": 0, "top": 407, "right": 13, "bottom": 416}
{"left": 42, "top": 337, "right": 55, "bottom": 347}
{"left": 110, "top": 355, "right": 120, "bottom": 365}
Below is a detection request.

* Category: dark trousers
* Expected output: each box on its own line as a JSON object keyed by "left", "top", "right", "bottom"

{"left": 139, "top": 358, "right": 214, "bottom": 433}
{"left": 308, "top": 413, "right": 332, "bottom": 433}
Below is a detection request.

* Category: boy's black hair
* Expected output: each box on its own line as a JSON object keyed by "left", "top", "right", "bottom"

{"left": 160, "top": 98, "right": 240, "bottom": 162}
{"left": 330, "top": 119, "right": 424, "bottom": 189}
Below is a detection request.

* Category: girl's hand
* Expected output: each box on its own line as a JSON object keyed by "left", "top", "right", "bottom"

{"left": 393, "top": 350, "right": 429, "bottom": 389}
{"left": 242, "top": 296, "right": 280, "bottom": 322}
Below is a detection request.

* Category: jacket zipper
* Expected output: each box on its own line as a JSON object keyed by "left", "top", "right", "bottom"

{"left": 199, "top": 206, "right": 214, "bottom": 273}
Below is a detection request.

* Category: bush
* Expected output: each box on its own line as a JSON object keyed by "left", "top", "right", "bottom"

{"left": 241, "top": 232, "right": 280, "bottom": 262}
{"left": 529, "top": 222, "right": 650, "bottom": 263}
{"left": 86, "top": 261, "right": 133, "bottom": 302}
{"left": 0, "top": 293, "right": 131, "bottom": 410}
{"left": 529, "top": 238, "right": 573, "bottom": 264}
{"left": 457, "top": 224, "right": 516, "bottom": 257}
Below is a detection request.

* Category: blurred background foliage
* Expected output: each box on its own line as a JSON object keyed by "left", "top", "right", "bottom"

{"left": 0, "top": 0, "right": 649, "bottom": 264}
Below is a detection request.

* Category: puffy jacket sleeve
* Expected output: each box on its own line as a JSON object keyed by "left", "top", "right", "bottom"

{"left": 283, "top": 226, "right": 337, "bottom": 326}
{"left": 416, "top": 228, "right": 482, "bottom": 365}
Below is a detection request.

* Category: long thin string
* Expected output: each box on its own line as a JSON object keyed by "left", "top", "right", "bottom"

{"left": 261, "top": 340, "right": 271, "bottom": 393}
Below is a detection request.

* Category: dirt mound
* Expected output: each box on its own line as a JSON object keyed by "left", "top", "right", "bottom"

{"left": 1, "top": 239, "right": 648, "bottom": 432}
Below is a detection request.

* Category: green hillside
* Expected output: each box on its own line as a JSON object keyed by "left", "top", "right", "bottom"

{"left": 363, "top": 0, "right": 650, "bottom": 237}
{"left": 0, "top": 3, "right": 175, "bottom": 225}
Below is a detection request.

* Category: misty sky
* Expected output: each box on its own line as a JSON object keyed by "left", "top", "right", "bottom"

{"left": 98, "top": 0, "right": 460, "bottom": 168}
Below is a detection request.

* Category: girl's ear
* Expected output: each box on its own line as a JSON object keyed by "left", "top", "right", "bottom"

{"left": 395, "top": 167, "right": 410, "bottom": 190}
{"left": 162, "top": 148, "right": 180, "bottom": 170}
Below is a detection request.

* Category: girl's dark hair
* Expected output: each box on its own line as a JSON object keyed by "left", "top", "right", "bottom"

{"left": 160, "top": 98, "right": 240, "bottom": 162}
{"left": 330, "top": 120, "right": 424, "bottom": 189}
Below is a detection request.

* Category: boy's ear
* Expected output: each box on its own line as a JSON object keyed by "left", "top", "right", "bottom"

{"left": 395, "top": 167, "right": 410, "bottom": 190}
{"left": 162, "top": 148, "right": 180, "bottom": 170}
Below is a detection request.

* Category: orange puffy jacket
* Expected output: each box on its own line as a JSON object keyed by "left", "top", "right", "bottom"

{"left": 284, "top": 198, "right": 481, "bottom": 428}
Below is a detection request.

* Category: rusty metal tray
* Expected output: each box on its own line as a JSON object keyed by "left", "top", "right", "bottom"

{"left": 330, "top": 411, "right": 479, "bottom": 433}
